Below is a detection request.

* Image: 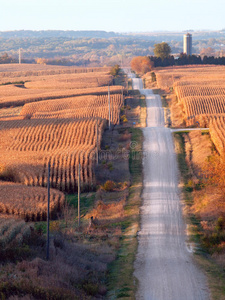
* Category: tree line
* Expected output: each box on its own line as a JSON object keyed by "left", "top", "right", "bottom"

{"left": 149, "top": 53, "right": 225, "bottom": 68}
{"left": 131, "top": 42, "right": 225, "bottom": 74}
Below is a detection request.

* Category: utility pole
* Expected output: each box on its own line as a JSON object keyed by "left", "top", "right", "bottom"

{"left": 78, "top": 164, "right": 81, "bottom": 227}
{"left": 96, "top": 123, "right": 99, "bottom": 165}
{"left": 121, "top": 87, "right": 124, "bottom": 107}
{"left": 19, "top": 48, "right": 21, "bottom": 64}
{"left": 108, "top": 85, "right": 111, "bottom": 130}
{"left": 111, "top": 93, "right": 113, "bottom": 127}
{"left": 46, "top": 162, "right": 50, "bottom": 261}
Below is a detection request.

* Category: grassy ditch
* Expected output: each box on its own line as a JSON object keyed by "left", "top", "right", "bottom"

{"left": 173, "top": 132, "right": 225, "bottom": 300}
{"left": 107, "top": 128, "right": 143, "bottom": 299}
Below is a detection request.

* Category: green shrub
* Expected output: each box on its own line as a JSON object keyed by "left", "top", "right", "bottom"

{"left": 110, "top": 64, "right": 121, "bottom": 77}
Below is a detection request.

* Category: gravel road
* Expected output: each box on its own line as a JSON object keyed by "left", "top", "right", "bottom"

{"left": 133, "top": 78, "right": 210, "bottom": 300}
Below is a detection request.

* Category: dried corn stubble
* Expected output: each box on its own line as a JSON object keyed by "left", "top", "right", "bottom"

{"left": 0, "top": 85, "right": 123, "bottom": 109}
{"left": 24, "top": 72, "right": 113, "bottom": 89}
{"left": 20, "top": 94, "right": 123, "bottom": 124}
{"left": 0, "top": 117, "right": 106, "bottom": 192}
{"left": 0, "top": 181, "right": 65, "bottom": 221}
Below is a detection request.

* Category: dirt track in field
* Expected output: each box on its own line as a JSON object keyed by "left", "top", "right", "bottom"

{"left": 132, "top": 77, "right": 210, "bottom": 300}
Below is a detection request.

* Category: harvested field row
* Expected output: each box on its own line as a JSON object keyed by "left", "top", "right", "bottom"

{"left": 0, "top": 85, "right": 123, "bottom": 109}
{"left": 183, "top": 95, "right": 225, "bottom": 122}
{"left": 0, "top": 64, "right": 111, "bottom": 83}
{"left": 33, "top": 106, "right": 121, "bottom": 125}
{"left": 24, "top": 72, "right": 113, "bottom": 89}
{"left": 173, "top": 79, "right": 225, "bottom": 88}
{"left": 175, "top": 86, "right": 225, "bottom": 100}
{"left": 155, "top": 65, "right": 225, "bottom": 89}
{"left": 0, "top": 181, "right": 65, "bottom": 222}
{"left": 20, "top": 94, "right": 123, "bottom": 124}
{"left": 0, "top": 118, "right": 106, "bottom": 192}
{"left": 0, "top": 213, "right": 33, "bottom": 247}
{"left": 209, "top": 115, "right": 225, "bottom": 154}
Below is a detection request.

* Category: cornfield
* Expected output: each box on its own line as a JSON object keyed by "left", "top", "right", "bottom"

{"left": 182, "top": 95, "right": 225, "bottom": 125}
{"left": 0, "top": 64, "right": 111, "bottom": 84}
{"left": 0, "top": 213, "right": 33, "bottom": 248}
{"left": 0, "top": 117, "right": 106, "bottom": 192}
{"left": 0, "top": 181, "right": 65, "bottom": 221}
{"left": 154, "top": 65, "right": 225, "bottom": 127}
{"left": 0, "top": 65, "right": 125, "bottom": 226}
{"left": 0, "top": 85, "right": 122, "bottom": 109}
{"left": 209, "top": 115, "right": 225, "bottom": 155}
{"left": 20, "top": 94, "right": 123, "bottom": 124}
{"left": 174, "top": 86, "right": 225, "bottom": 101}
{"left": 24, "top": 72, "right": 113, "bottom": 89}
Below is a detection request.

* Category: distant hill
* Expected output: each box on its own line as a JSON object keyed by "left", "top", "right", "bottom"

{"left": 0, "top": 30, "right": 225, "bottom": 67}
{"left": 0, "top": 30, "right": 120, "bottom": 39}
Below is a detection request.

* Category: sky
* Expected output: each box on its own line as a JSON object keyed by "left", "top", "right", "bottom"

{"left": 1, "top": 0, "right": 225, "bottom": 33}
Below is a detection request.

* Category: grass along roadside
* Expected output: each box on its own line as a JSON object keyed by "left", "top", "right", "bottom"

{"left": 139, "top": 94, "right": 147, "bottom": 128}
{"left": 107, "top": 128, "right": 143, "bottom": 299}
{"left": 173, "top": 132, "right": 225, "bottom": 300}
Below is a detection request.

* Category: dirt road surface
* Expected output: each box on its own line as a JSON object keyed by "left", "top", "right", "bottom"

{"left": 133, "top": 78, "right": 210, "bottom": 300}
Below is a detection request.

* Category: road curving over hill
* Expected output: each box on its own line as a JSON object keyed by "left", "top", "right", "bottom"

{"left": 132, "top": 77, "right": 210, "bottom": 300}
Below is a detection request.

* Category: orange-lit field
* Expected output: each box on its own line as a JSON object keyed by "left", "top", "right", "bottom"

{"left": 0, "top": 117, "right": 106, "bottom": 192}
{"left": 156, "top": 65, "right": 225, "bottom": 128}
{"left": 0, "top": 64, "right": 124, "bottom": 222}
{"left": 20, "top": 94, "right": 123, "bottom": 124}
{"left": 0, "top": 181, "right": 65, "bottom": 221}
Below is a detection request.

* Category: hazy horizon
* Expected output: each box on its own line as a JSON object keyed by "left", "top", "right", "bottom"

{"left": 2, "top": 0, "right": 225, "bottom": 33}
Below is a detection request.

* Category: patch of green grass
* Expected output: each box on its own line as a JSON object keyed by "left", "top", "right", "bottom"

{"left": 66, "top": 193, "right": 96, "bottom": 216}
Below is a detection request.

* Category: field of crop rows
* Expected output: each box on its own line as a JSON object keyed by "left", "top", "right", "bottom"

{"left": 155, "top": 65, "right": 225, "bottom": 153}
{"left": 0, "top": 213, "right": 33, "bottom": 248}
{"left": 0, "top": 64, "right": 124, "bottom": 222}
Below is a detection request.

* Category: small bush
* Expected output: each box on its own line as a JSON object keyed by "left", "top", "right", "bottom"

{"left": 151, "top": 72, "right": 156, "bottom": 82}
{"left": 121, "top": 115, "right": 128, "bottom": 123}
{"left": 110, "top": 64, "right": 121, "bottom": 77}
{"left": 103, "top": 180, "right": 116, "bottom": 192}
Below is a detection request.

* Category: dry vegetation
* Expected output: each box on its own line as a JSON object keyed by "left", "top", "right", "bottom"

{"left": 155, "top": 65, "right": 225, "bottom": 127}
{"left": 0, "top": 117, "right": 106, "bottom": 192}
{"left": 0, "top": 64, "right": 111, "bottom": 84}
{"left": 0, "top": 64, "right": 143, "bottom": 299}
{"left": 0, "top": 213, "right": 33, "bottom": 248}
{"left": 0, "top": 85, "right": 122, "bottom": 109}
{"left": 156, "top": 65, "right": 225, "bottom": 296}
{"left": 0, "top": 181, "right": 65, "bottom": 221}
{"left": 20, "top": 94, "right": 123, "bottom": 124}
{"left": 209, "top": 115, "right": 225, "bottom": 155}
{"left": 24, "top": 72, "right": 113, "bottom": 89}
